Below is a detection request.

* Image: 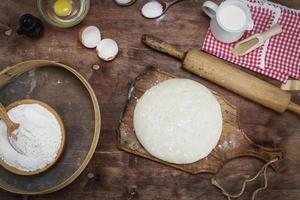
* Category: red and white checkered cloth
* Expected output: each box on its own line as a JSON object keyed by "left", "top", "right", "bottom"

{"left": 202, "top": 0, "right": 300, "bottom": 82}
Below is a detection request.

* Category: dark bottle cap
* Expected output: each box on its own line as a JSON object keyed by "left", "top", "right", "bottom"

{"left": 17, "top": 14, "right": 44, "bottom": 38}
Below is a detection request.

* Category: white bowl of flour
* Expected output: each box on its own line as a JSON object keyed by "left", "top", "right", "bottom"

{"left": 0, "top": 99, "right": 65, "bottom": 175}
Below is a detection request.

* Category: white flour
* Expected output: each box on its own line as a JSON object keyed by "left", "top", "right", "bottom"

{"left": 141, "top": 1, "right": 163, "bottom": 18}
{"left": 115, "top": 0, "right": 132, "bottom": 4}
{"left": 0, "top": 104, "right": 62, "bottom": 172}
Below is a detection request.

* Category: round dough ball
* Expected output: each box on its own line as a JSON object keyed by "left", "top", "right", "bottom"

{"left": 133, "top": 79, "right": 222, "bottom": 164}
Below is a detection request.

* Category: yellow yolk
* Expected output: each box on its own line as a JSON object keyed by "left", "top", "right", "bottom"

{"left": 54, "top": 0, "right": 73, "bottom": 17}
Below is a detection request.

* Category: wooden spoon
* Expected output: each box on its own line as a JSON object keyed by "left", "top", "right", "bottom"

{"left": 0, "top": 103, "right": 19, "bottom": 136}
{"left": 232, "top": 24, "right": 282, "bottom": 56}
{"left": 142, "top": 0, "right": 186, "bottom": 19}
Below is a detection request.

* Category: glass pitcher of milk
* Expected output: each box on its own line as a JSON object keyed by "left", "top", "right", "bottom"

{"left": 202, "top": 0, "right": 253, "bottom": 43}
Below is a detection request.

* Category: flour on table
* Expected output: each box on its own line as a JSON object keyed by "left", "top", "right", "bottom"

{"left": 0, "top": 104, "right": 62, "bottom": 172}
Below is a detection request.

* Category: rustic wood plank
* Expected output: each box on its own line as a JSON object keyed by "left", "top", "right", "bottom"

{"left": 0, "top": 0, "right": 299, "bottom": 199}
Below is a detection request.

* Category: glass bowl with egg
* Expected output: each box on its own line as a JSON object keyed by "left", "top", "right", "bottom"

{"left": 37, "top": 0, "right": 90, "bottom": 28}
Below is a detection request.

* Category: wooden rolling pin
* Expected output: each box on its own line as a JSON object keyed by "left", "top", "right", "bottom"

{"left": 142, "top": 34, "right": 300, "bottom": 115}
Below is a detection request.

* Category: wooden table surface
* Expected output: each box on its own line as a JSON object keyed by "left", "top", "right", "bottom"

{"left": 0, "top": 0, "right": 299, "bottom": 199}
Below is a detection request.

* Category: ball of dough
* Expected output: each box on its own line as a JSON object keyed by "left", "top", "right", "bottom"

{"left": 133, "top": 79, "right": 222, "bottom": 164}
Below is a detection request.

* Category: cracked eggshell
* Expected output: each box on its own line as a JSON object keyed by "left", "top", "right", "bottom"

{"left": 79, "top": 26, "right": 101, "bottom": 48}
{"left": 96, "top": 39, "right": 119, "bottom": 61}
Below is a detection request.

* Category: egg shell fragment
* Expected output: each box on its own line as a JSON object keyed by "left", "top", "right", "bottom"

{"left": 79, "top": 26, "right": 101, "bottom": 48}
{"left": 96, "top": 39, "right": 119, "bottom": 61}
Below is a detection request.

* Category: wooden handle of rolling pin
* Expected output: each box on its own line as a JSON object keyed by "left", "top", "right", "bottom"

{"left": 142, "top": 34, "right": 300, "bottom": 114}
{"left": 287, "top": 102, "right": 300, "bottom": 115}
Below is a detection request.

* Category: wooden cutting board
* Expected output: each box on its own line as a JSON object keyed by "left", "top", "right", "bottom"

{"left": 118, "top": 68, "right": 282, "bottom": 174}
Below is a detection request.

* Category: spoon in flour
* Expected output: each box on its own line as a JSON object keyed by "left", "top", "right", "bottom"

{"left": 0, "top": 103, "right": 19, "bottom": 136}
{"left": 0, "top": 103, "right": 24, "bottom": 154}
{"left": 141, "top": 0, "right": 185, "bottom": 19}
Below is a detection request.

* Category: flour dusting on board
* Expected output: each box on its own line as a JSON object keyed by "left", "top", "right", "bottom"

{"left": 0, "top": 104, "right": 62, "bottom": 172}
